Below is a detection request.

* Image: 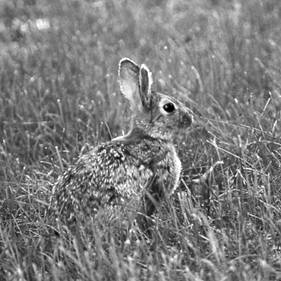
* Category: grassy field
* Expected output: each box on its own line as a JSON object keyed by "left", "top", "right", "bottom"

{"left": 1, "top": 0, "right": 281, "bottom": 280}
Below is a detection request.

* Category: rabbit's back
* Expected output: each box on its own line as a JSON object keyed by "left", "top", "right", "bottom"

{"left": 52, "top": 140, "right": 154, "bottom": 224}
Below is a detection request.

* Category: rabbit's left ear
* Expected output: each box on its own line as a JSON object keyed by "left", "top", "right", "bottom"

{"left": 139, "top": 64, "right": 153, "bottom": 109}
{"left": 118, "top": 58, "right": 142, "bottom": 112}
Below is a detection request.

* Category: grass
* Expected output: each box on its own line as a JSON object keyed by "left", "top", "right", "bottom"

{"left": 1, "top": 0, "right": 281, "bottom": 280}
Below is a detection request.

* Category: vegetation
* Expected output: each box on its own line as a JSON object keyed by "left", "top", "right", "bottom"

{"left": 1, "top": 0, "right": 281, "bottom": 280}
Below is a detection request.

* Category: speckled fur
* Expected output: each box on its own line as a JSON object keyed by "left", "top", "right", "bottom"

{"left": 50, "top": 58, "right": 192, "bottom": 227}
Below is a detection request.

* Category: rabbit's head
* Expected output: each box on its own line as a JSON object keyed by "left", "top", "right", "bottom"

{"left": 118, "top": 58, "right": 192, "bottom": 141}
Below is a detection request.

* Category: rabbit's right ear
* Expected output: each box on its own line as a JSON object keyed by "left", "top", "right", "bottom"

{"left": 119, "top": 58, "right": 143, "bottom": 111}
{"left": 139, "top": 64, "right": 153, "bottom": 110}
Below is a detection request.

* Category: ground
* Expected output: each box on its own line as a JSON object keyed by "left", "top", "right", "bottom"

{"left": 1, "top": 0, "right": 281, "bottom": 280}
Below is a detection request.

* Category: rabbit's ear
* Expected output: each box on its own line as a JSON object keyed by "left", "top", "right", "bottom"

{"left": 139, "top": 64, "right": 153, "bottom": 109}
{"left": 118, "top": 58, "right": 143, "bottom": 111}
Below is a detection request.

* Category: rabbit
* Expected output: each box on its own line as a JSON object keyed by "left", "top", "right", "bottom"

{"left": 50, "top": 58, "right": 193, "bottom": 230}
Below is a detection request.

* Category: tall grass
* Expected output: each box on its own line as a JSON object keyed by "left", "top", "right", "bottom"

{"left": 1, "top": 0, "right": 281, "bottom": 280}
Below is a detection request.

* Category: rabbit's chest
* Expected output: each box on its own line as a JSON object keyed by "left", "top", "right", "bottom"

{"left": 154, "top": 145, "right": 182, "bottom": 194}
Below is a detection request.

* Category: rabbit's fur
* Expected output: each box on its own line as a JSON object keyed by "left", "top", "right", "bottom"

{"left": 51, "top": 58, "right": 192, "bottom": 228}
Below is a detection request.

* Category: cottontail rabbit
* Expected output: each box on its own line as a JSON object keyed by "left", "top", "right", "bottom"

{"left": 50, "top": 58, "right": 192, "bottom": 229}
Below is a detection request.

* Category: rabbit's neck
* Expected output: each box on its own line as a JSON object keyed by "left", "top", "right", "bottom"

{"left": 112, "top": 127, "right": 173, "bottom": 164}
{"left": 112, "top": 127, "right": 156, "bottom": 143}
{"left": 132, "top": 120, "right": 173, "bottom": 141}
{"left": 120, "top": 126, "right": 178, "bottom": 161}
{"left": 112, "top": 127, "right": 181, "bottom": 194}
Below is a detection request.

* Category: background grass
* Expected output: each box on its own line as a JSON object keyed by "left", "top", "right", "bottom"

{"left": 1, "top": 0, "right": 281, "bottom": 280}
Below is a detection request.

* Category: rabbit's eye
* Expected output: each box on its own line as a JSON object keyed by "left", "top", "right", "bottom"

{"left": 163, "top": 102, "right": 175, "bottom": 113}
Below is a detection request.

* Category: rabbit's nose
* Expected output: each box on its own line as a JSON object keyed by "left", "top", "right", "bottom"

{"left": 179, "top": 112, "right": 192, "bottom": 127}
